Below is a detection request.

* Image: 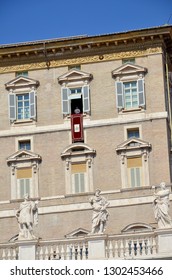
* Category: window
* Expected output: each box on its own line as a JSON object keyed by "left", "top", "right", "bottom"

{"left": 112, "top": 63, "right": 147, "bottom": 111}
{"left": 127, "top": 157, "right": 142, "bottom": 187}
{"left": 19, "top": 140, "right": 31, "bottom": 150}
{"left": 5, "top": 76, "right": 39, "bottom": 123}
{"left": 58, "top": 69, "right": 93, "bottom": 116}
{"left": 122, "top": 58, "right": 135, "bottom": 64}
{"left": 71, "top": 163, "right": 86, "bottom": 193}
{"left": 68, "top": 65, "right": 81, "bottom": 70}
{"left": 16, "top": 71, "right": 28, "bottom": 77}
{"left": 116, "top": 138, "right": 151, "bottom": 188}
{"left": 61, "top": 143, "right": 96, "bottom": 194}
{"left": 127, "top": 128, "right": 140, "bottom": 139}
{"left": 17, "top": 168, "right": 32, "bottom": 198}
{"left": 7, "top": 150, "right": 41, "bottom": 199}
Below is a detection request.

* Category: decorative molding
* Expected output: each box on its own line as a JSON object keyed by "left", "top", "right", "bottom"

{"left": 0, "top": 47, "right": 162, "bottom": 74}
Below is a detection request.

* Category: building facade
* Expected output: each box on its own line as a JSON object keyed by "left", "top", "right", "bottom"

{"left": 0, "top": 25, "right": 172, "bottom": 259}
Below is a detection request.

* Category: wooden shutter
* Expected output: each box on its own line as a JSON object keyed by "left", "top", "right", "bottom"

{"left": 30, "top": 91, "right": 36, "bottom": 119}
{"left": 71, "top": 163, "right": 86, "bottom": 173}
{"left": 9, "top": 92, "right": 16, "bottom": 121}
{"left": 115, "top": 81, "right": 124, "bottom": 108}
{"left": 82, "top": 85, "right": 90, "bottom": 112}
{"left": 61, "top": 87, "right": 69, "bottom": 114}
{"left": 17, "top": 168, "right": 32, "bottom": 179}
{"left": 138, "top": 79, "right": 145, "bottom": 106}
{"left": 127, "top": 157, "right": 142, "bottom": 168}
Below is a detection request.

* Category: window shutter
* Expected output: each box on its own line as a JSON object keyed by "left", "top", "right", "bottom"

{"left": 138, "top": 79, "right": 145, "bottom": 106}
{"left": 115, "top": 81, "right": 124, "bottom": 108}
{"left": 61, "top": 87, "right": 69, "bottom": 114}
{"left": 82, "top": 85, "right": 90, "bottom": 112}
{"left": 9, "top": 92, "right": 16, "bottom": 121}
{"left": 30, "top": 91, "right": 36, "bottom": 119}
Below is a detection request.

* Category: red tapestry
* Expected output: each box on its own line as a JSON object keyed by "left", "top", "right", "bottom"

{"left": 71, "top": 114, "right": 84, "bottom": 142}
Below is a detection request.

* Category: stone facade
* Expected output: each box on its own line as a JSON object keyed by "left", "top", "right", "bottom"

{"left": 0, "top": 26, "right": 172, "bottom": 247}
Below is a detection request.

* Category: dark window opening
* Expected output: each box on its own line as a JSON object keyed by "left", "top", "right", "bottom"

{"left": 71, "top": 97, "right": 83, "bottom": 114}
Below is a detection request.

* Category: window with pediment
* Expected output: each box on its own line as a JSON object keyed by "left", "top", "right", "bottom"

{"left": 112, "top": 63, "right": 147, "bottom": 112}
{"left": 58, "top": 69, "right": 93, "bottom": 116}
{"left": 116, "top": 138, "right": 151, "bottom": 188}
{"left": 7, "top": 150, "right": 41, "bottom": 199}
{"left": 61, "top": 143, "right": 96, "bottom": 194}
{"left": 5, "top": 76, "right": 39, "bottom": 123}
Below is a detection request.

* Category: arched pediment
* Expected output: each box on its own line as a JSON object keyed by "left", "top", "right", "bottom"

{"left": 121, "top": 223, "right": 154, "bottom": 233}
{"left": 5, "top": 76, "right": 40, "bottom": 90}
{"left": 7, "top": 150, "right": 42, "bottom": 164}
{"left": 116, "top": 138, "right": 151, "bottom": 153}
{"left": 112, "top": 63, "right": 147, "bottom": 78}
{"left": 58, "top": 69, "right": 93, "bottom": 85}
{"left": 61, "top": 143, "right": 96, "bottom": 158}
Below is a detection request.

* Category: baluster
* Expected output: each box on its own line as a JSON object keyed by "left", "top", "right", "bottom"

{"left": 50, "top": 246, "right": 54, "bottom": 260}
{"left": 61, "top": 245, "right": 65, "bottom": 260}
{"left": 124, "top": 239, "right": 129, "bottom": 259}
{"left": 114, "top": 240, "right": 119, "bottom": 258}
{"left": 66, "top": 245, "right": 71, "bottom": 260}
{"left": 44, "top": 246, "right": 49, "bottom": 260}
{"left": 108, "top": 241, "right": 113, "bottom": 259}
{"left": 7, "top": 248, "right": 11, "bottom": 260}
{"left": 12, "top": 248, "right": 17, "bottom": 260}
{"left": 82, "top": 243, "right": 87, "bottom": 260}
{"left": 130, "top": 240, "right": 135, "bottom": 258}
{"left": 2, "top": 249, "right": 6, "bottom": 260}
{"left": 152, "top": 237, "right": 157, "bottom": 255}
{"left": 55, "top": 245, "right": 60, "bottom": 260}
{"left": 147, "top": 238, "right": 151, "bottom": 255}
{"left": 39, "top": 247, "right": 44, "bottom": 260}
{"left": 120, "top": 240, "right": 124, "bottom": 259}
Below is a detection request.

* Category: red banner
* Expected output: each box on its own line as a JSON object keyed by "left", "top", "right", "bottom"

{"left": 71, "top": 114, "right": 84, "bottom": 142}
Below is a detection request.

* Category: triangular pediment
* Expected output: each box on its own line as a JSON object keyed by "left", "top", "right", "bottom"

{"left": 5, "top": 76, "right": 40, "bottom": 90}
{"left": 116, "top": 138, "right": 151, "bottom": 152}
{"left": 58, "top": 69, "right": 93, "bottom": 84}
{"left": 65, "top": 228, "right": 90, "bottom": 238}
{"left": 112, "top": 63, "right": 147, "bottom": 77}
{"left": 7, "top": 150, "right": 42, "bottom": 164}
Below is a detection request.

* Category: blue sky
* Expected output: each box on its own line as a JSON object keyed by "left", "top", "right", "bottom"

{"left": 0, "top": 0, "right": 171, "bottom": 45}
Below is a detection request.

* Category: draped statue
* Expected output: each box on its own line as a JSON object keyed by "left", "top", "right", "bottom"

{"left": 89, "top": 189, "right": 109, "bottom": 234}
{"left": 16, "top": 194, "right": 38, "bottom": 240}
{"left": 152, "top": 182, "right": 172, "bottom": 229}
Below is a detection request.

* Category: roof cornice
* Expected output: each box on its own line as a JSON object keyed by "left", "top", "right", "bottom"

{"left": 0, "top": 25, "right": 171, "bottom": 69}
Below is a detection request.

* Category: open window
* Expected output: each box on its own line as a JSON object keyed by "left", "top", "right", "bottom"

{"left": 112, "top": 63, "right": 147, "bottom": 112}
{"left": 58, "top": 69, "right": 93, "bottom": 116}
{"left": 5, "top": 76, "right": 39, "bottom": 123}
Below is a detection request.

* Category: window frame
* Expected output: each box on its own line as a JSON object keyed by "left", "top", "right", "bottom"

{"left": 116, "top": 138, "right": 151, "bottom": 189}
{"left": 61, "top": 143, "right": 96, "bottom": 194}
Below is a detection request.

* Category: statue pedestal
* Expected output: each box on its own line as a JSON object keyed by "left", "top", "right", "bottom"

{"left": 16, "top": 239, "right": 38, "bottom": 260}
{"left": 87, "top": 234, "right": 107, "bottom": 260}
{"left": 156, "top": 228, "right": 172, "bottom": 257}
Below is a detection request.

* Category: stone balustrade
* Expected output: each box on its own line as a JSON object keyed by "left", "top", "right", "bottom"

{"left": 1, "top": 228, "right": 172, "bottom": 260}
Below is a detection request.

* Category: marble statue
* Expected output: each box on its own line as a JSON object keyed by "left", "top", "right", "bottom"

{"left": 16, "top": 193, "right": 38, "bottom": 240}
{"left": 89, "top": 189, "right": 109, "bottom": 234}
{"left": 152, "top": 182, "right": 172, "bottom": 229}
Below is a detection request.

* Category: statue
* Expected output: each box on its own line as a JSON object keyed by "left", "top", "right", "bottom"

{"left": 15, "top": 193, "right": 38, "bottom": 240}
{"left": 152, "top": 182, "right": 172, "bottom": 229}
{"left": 89, "top": 189, "right": 109, "bottom": 234}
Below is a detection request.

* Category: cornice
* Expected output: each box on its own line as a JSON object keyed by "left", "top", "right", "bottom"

{"left": 0, "top": 46, "right": 163, "bottom": 74}
{"left": 0, "top": 25, "right": 171, "bottom": 74}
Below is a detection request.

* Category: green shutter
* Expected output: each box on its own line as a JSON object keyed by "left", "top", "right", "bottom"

{"left": 30, "top": 91, "right": 36, "bottom": 119}
{"left": 82, "top": 85, "right": 90, "bottom": 112}
{"left": 138, "top": 79, "right": 145, "bottom": 106}
{"left": 115, "top": 81, "right": 124, "bottom": 108}
{"left": 61, "top": 87, "right": 69, "bottom": 114}
{"left": 9, "top": 92, "right": 16, "bottom": 121}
